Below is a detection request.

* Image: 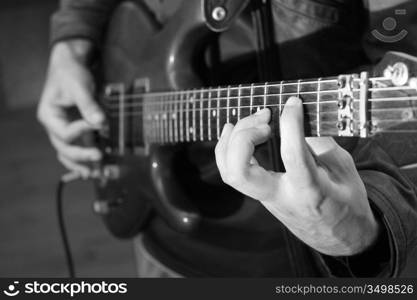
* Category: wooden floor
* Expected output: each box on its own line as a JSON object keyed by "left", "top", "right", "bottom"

{"left": 0, "top": 108, "right": 416, "bottom": 277}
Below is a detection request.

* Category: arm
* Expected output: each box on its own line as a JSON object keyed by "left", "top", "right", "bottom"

{"left": 51, "top": 0, "right": 122, "bottom": 46}
{"left": 38, "top": 0, "right": 122, "bottom": 177}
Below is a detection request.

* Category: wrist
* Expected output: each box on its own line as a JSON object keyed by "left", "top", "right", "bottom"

{"left": 51, "top": 39, "right": 94, "bottom": 66}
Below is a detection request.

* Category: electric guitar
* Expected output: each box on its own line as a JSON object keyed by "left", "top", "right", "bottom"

{"left": 94, "top": 0, "right": 417, "bottom": 238}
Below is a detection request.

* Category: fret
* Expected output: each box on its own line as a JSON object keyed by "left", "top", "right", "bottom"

{"left": 163, "top": 95, "right": 168, "bottom": 144}
{"left": 229, "top": 85, "right": 238, "bottom": 124}
{"left": 264, "top": 82, "right": 267, "bottom": 109}
{"left": 185, "top": 90, "right": 190, "bottom": 142}
{"left": 179, "top": 91, "right": 184, "bottom": 142}
{"left": 168, "top": 93, "right": 173, "bottom": 143}
{"left": 279, "top": 81, "right": 283, "bottom": 115}
{"left": 250, "top": 83, "right": 254, "bottom": 113}
{"left": 216, "top": 86, "right": 220, "bottom": 139}
{"left": 237, "top": 84, "right": 242, "bottom": 120}
{"left": 297, "top": 79, "right": 301, "bottom": 98}
{"left": 199, "top": 90, "right": 204, "bottom": 141}
{"left": 161, "top": 95, "right": 165, "bottom": 144}
{"left": 174, "top": 92, "right": 179, "bottom": 142}
{"left": 226, "top": 85, "right": 231, "bottom": 123}
{"left": 192, "top": 89, "right": 197, "bottom": 142}
{"left": 151, "top": 100, "right": 156, "bottom": 144}
{"left": 317, "top": 78, "right": 322, "bottom": 137}
{"left": 253, "top": 85, "right": 265, "bottom": 113}
{"left": 240, "top": 85, "right": 251, "bottom": 119}
{"left": 208, "top": 88, "right": 212, "bottom": 141}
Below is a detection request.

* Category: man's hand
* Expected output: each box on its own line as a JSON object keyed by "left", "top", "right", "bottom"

{"left": 215, "top": 97, "right": 380, "bottom": 256}
{"left": 37, "top": 40, "right": 104, "bottom": 178}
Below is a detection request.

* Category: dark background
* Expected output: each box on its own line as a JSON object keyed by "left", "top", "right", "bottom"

{"left": 0, "top": 0, "right": 416, "bottom": 277}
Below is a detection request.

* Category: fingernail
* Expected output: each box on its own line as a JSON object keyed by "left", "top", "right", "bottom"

{"left": 286, "top": 97, "right": 302, "bottom": 106}
{"left": 255, "top": 108, "right": 268, "bottom": 116}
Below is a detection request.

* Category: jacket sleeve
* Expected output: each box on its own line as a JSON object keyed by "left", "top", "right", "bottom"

{"left": 50, "top": 0, "right": 122, "bottom": 46}
{"left": 314, "top": 0, "right": 417, "bottom": 278}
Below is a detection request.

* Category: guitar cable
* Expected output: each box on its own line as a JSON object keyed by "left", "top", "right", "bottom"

{"left": 56, "top": 172, "right": 82, "bottom": 278}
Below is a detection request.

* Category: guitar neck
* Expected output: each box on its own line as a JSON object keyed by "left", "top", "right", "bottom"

{"left": 102, "top": 72, "right": 417, "bottom": 152}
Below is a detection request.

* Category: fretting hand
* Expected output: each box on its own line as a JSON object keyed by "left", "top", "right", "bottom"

{"left": 215, "top": 97, "right": 380, "bottom": 256}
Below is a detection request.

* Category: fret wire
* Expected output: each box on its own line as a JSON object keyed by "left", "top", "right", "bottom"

{"left": 185, "top": 90, "right": 190, "bottom": 142}
{"left": 164, "top": 94, "right": 168, "bottom": 143}
{"left": 264, "top": 82, "right": 267, "bottom": 109}
{"left": 192, "top": 89, "right": 197, "bottom": 142}
{"left": 161, "top": 95, "right": 165, "bottom": 143}
{"left": 297, "top": 79, "right": 301, "bottom": 98}
{"left": 208, "top": 88, "right": 212, "bottom": 141}
{"left": 317, "top": 78, "right": 321, "bottom": 137}
{"left": 226, "top": 85, "right": 231, "bottom": 123}
{"left": 238, "top": 84, "right": 242, "bottom": 120}
{"left": 180, "top": 91, "right": 184, "bottom": 142}
{"left": 174, "top": 92, "right": 178, "bottom": 142}
{"left": 169, "top": 93, "right": 173, "bottom": 143}
{"left": 250, "top": 83, "right": 254, "bottom": 113}
{"left": 279, "top": 81, "right": 283, "bottom": 115}
{"left": 200, "top": 90, "right": 204, "bottom": 142}
{"left": 217, "top": 87, "right": 220, "bottom": 139}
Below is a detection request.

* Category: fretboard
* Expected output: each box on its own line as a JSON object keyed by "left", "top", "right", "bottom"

{"left": 102, "top": 73, "right": 417, "bottom": 153}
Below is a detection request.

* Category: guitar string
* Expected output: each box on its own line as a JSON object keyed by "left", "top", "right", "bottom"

{"left": 102, "top": 95, "right": 417, "bottom": 113}
{"left": 102, "top": 76, "right": 389, "bottom": 102}
{"left": 104, "top": 84, "right": 416, "bottom": 105}
{"left": 102, "top": 87, "right": 417, "bottom": 109}
{"left": 119, "top": 128, "right": 417, "bottom": 144}
{"left": 103, "top": 101, "right": 417, "bottom": 117}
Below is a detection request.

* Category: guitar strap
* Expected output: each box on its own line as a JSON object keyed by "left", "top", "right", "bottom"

{"left": 250, "top": 0, "right": 316, "bottom": 277}
{"left": 204, "top": 0, "right": 316, "bottom": 276}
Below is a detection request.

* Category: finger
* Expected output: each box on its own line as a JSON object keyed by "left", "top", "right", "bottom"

{"left": 38, "top": 102, "right": 96, "bottom": 143}
{"left": 225, "top": 124, "right": 276, "bottom": 200}
{"left": 72, "top": 82, "right": 105, "bottom": 127}
{"left": 215, "top": 123, "right": 234, "bottom": 179}
{"left": 231, "top": 108, "right": 271, "bottom": 137}
{"left": 58, "top": 154, "right": 91, "bottom": 179}
{"left": 50, "top": 135, "right": 102, "bottom": 163}
{"left": 280, "top": 97, "right": 317, "bottom": 183}
{"left": 306, "top": 137, "right": 355, "bottom": 180}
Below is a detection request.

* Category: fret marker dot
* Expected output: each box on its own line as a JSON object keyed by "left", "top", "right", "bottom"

{"left": 189, "top": 127, "right": 194, "bottom": 134}
{"left": 172, "top": 113, "right": 176, "bottom": 119}
{"left": 232, "top": 109, "right": 236, "bottom": 116}
{"left": 212, "top": 110, "right": 216, "bottom": 117}
{"left": 189, "top": 97, "right": 194, "bottom": 103}
{"left": 163, "top": 113, "right": 167, "bottom": 120}
{"left": 154, "top": 115, "right": 159, "bottom": 120}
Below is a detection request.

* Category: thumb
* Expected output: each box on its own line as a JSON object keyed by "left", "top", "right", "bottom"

{"left": 73, "top": 81, "right": 105, "bottom": 127}
{"left": 280, "top": 97, "right": 317, "bottom": 183}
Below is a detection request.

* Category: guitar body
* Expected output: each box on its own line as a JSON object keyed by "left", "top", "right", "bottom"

{"left": 94, "top": 1, "right": 417, "bottom": 239}
{"left": 95, "top": 0, "right": 219, "bottom": 237}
